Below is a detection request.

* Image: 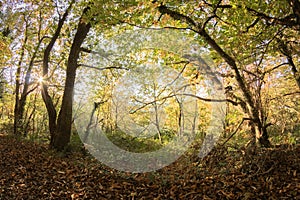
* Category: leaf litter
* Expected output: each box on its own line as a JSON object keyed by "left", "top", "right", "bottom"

{"left": 0, "top": 134, "right": 299, "bottom": 199}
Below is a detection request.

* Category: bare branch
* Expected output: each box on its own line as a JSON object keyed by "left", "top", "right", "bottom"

{"left": 54, "top": 0, "right": 61, "bottom": 19}
{"left": 78, "top": 64, "right": 128, "bottom": 71}
{"left": 80, "top": 47, "right": 112, "bottom": 61}
{"left": 270, "top": 91, "right": 300, "bottom": 101}
{"left": 203, "top": 2, "right": 299, "bottom": 28}
{"left": 158, "top": 5, "right": 197, "bottom": 27}
{"left": 242, "top": 69, "right": 259, "bottom": 78}
{"left": 130, "top": 93, "right": 238, "bottom": 114}
{"left": 221, "top": 117, "right": 252, "bottom": 147}
{"left": 255, "top": 27, "right": 286, "bottom": 68}
{"left": 242, "top": 18, "right": 260, "bottom": 33}
{"left": 263, "top": 62, "right": 289, "bottom": 74}
{"left": 23, "top": 84, "right": 39, "bottom": 97}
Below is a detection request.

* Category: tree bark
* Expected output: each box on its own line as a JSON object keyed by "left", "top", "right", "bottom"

{"left": 14, "top": 21, "right": 28, "bottom": 135}
{"left": 16, "top": 37, "right": 43, "bottom": 136}
{"left": 279, "top": 40, "right": 300, "bottom": 89}
{"left": 41, "top": 0, "right": 74, "bottom": 147}
{"left": 52, "top": 7, "right": 91, "bottom": 150}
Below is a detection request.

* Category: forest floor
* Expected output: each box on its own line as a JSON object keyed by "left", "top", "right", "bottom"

{"left": 0, "top": 133, "right": 299, "bottom": 199}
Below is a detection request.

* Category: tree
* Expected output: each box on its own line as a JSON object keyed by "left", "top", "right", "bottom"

{"left": 51, "top": 5, "right": 92, "bottom": 150}
{"left": 154, "top": 0, "right": 299, "bottom": 147}
{"left": 13, "top": 8, "right": 49, "bottom": 135}
{"left": 0, "top": 0, "right": 66, "bottom": 136}
{"left": 2, "top": 0, "right": 299, "bottom": 150}
{"left": 41, "top": 0, "right": 76, "bottom": 148}
{"left": 43, "top": 0, "right": 140, "bottom": 150}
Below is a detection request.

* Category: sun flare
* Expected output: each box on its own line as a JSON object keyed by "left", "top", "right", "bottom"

{"left": 37, "top": 77, "right": 44, "bottom": 83}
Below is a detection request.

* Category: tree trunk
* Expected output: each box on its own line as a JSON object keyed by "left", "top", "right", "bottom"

{"left": 40, "top": 1, "right": 74, "bottom": 148}
{"left": 259, "top": 125, "right": 271, "bottom": 147}
{"left": 16, "top": 37, "right": 43, "bottom": 136}
{"left": 251, "top": 120, "right": 271, "bottom": 147}
{"left": 52, "top": 7, "right": 91, "bottom": 150}
{"left": 14, "top": 25, "right": 28, "bottom": 135}
{"left": 279, "top": 40, "right": 300, "bottom": 89}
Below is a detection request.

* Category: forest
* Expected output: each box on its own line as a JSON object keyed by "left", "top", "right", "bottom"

{"left": 0, "top": 0, "right": 299, "bottom": 199}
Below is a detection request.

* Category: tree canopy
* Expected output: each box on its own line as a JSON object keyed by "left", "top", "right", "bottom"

{"left": 0, "top": 0, "right": 299, "bottom": 199}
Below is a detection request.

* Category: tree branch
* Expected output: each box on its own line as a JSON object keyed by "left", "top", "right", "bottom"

{"left": 270, "top": 91, "right": 300, "bottom": 101}
{"left": 263, "top": 62, "right": 289, "bottom": 74}
{"left": 204, "top": 2, "right": 299, "bottom": 28}
{"left": 78, "top": 64, "right": 128, "bottom": 71}
{"left": 157, "top": 4, "right": 256, "bottom": 116}
{"left": 130, "top": 93, "right": 239, "bottom": 114}
{"left": 221, "top": 117, "right": 252, "bottom": 147}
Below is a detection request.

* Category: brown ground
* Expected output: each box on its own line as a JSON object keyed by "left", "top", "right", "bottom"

{"left": 0, "top": 134, "right": 299, "bottom": 199}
